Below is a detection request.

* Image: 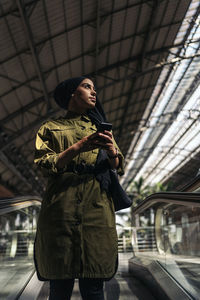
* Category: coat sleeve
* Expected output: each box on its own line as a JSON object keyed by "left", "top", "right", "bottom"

{"left": 34, "top": 124, "right": 64, "bottom": 175}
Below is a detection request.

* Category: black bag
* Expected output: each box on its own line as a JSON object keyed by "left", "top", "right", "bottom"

{"left": 95, "top": 149, "right": 133, "bottom": 212}
{"left": 109, "top": 169, "right": 133, "bottom": 211}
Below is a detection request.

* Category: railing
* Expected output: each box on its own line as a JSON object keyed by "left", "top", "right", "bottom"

{"left": 117, "top": 226, "right": 133, "bottom": 252}
{"left": 118, "top": 236, "right": 132, "bottom": 252}
{"left": 130, "top": 192, "right": 200, "bottom": 300}
{"left": 0, "top": 196, "right": 41, "bottom": 300}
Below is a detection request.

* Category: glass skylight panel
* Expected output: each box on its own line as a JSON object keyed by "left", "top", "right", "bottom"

{"left": 146, "top": 126, "right": 200, "bottom": 185}
{"left": 139, "top": 100, "right": 200, "bottom": 185}
{"left": 124, "top": 1, "right": 200, "bottom": 190}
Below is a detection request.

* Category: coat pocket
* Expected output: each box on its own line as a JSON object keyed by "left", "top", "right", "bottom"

{"left": 51, "top": 127, "right": 76, "bottom": 151}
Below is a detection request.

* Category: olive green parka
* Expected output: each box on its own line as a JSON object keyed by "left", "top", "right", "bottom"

{"left": 34, "top": 111, "right": 124, "bottom": 280}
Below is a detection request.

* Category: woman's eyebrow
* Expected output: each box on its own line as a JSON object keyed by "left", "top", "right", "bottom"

{"left": 82, "top": 83, "right": 95, "bottom": 89}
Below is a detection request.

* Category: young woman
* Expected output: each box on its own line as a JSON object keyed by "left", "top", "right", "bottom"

{"left": 34, "top": 77, "right": 124, "bottom": 300}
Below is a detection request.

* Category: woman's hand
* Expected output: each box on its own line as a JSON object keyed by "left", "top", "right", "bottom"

{"left": 77, "top": 130, "right": 119, "bottom": 169}
{"left": 97, "top": 130, "right": 119, "bottom": 169}
{"left": 96, "top": 130, "right": 116, "bottom": 154}
{"left": 77, "top": 130, "right": 115, "bottom": 153}
{"left": 56, "top": 131, "right": 119, "bottom": 169}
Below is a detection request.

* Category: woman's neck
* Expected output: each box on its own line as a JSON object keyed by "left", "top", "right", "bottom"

{"left": 68, "top": 103, "right": 87, "bottom": 115}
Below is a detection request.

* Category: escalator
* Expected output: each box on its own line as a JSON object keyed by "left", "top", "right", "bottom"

{"left": 129, "top": 192, "right": 200, "bottom": 300}
{"left": 0, "top": 196, "right": 42, "bottom": 299}
{"left": 0, "top": 189, "right": 200, "bottom": 299}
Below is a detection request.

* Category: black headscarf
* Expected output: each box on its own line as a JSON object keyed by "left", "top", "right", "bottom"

{"left": 54, "top": 76, "right": 106, "bottom": 126}
{"left": 53, "top": 77, "right": 111, "bottom": 191}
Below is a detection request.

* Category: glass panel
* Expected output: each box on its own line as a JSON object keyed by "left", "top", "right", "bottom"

{"left": 0, "top": 204, "right": 40, "bottom": 299}
{"left": 132, "top": 208, "right": 156, "bottom": 253}
{"left": 156, "top": 205, "right": 200, "bottom": 256}
{"left": 132, "top": 201, "right": 200, "bottom": 298}
{"left": 157, "top": 204, "right": 200, "bottom": 297}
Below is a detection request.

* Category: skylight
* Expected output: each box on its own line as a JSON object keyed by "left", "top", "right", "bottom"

{"left": 122, "top": 0, "right": 200, "bottom": 191}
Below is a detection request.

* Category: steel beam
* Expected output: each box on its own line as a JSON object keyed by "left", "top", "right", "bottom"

{"left": 41, "top": 0, "right": 59, "bottom": 85}
{"left": 0, "top": 150, "right": 32, "bottom": 189}
{"left": 1, "top": 50, "right": 199, "bottom": 133}
{"left": 0, "top": 1, "right": 41, "bottom": 117}
{"left": 16, "top": 0, "right": 51, "bottom": 110}
{"left": 62, "top": 0, "right": 72, "bottom": 77}
{"left": 101, "top": 0, "right": 116, "bottom": 103}
{"left": 0, "top": 0, "right": 40, "bottom": 18}
{"left": 2, "top": 34, "right": 199, "bottom": 101}
{"left": 138, "top": 0, "right": 159, "bottom": 72}
{"left": 0, "top": 0, "right": 154, "bottom": 63}
{"left": 94, "top": 0, "right": 101, "bottom": 81}
{"left": 0, "top": 16, "right": 187, "bottom": 66}
{"left": 117, "top": 0, "right": 160, "bottom": 139}
{"left": 0, "top": 73, "right": 42, "bottom": 93}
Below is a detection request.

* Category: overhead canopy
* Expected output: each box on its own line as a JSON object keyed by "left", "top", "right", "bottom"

{"left": 0, "top": 0, "right": 199, "bottom": 196}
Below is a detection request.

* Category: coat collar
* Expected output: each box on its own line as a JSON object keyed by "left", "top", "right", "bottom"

{"left": 64, "top": 110, "right": 90, "bottom": 122}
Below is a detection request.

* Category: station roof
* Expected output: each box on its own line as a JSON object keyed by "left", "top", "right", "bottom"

{"left": 0, "top": 0, "right": 199, "bottom": 196}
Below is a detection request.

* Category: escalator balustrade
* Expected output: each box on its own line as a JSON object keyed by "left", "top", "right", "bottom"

{"left": 0, "top": 198, "right": 41, "bottom": 300}
{"left": 130, "top": 192, "right": 200, "bottom": 300}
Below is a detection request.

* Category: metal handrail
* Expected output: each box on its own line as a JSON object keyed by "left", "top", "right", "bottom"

{"left": 0, "top": 195, "right": 41, "bottom": 215}
{"left": 132, "top": 192, "right": 200, "bottom": 214}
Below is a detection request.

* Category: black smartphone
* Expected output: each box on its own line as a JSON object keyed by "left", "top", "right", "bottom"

{"left": 97, "top": 122, "right": 112, "bottom": 132}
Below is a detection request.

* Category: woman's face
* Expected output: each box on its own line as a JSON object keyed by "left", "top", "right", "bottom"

{"left": 71, "top": 78, "right": 96, "bottom": 112}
